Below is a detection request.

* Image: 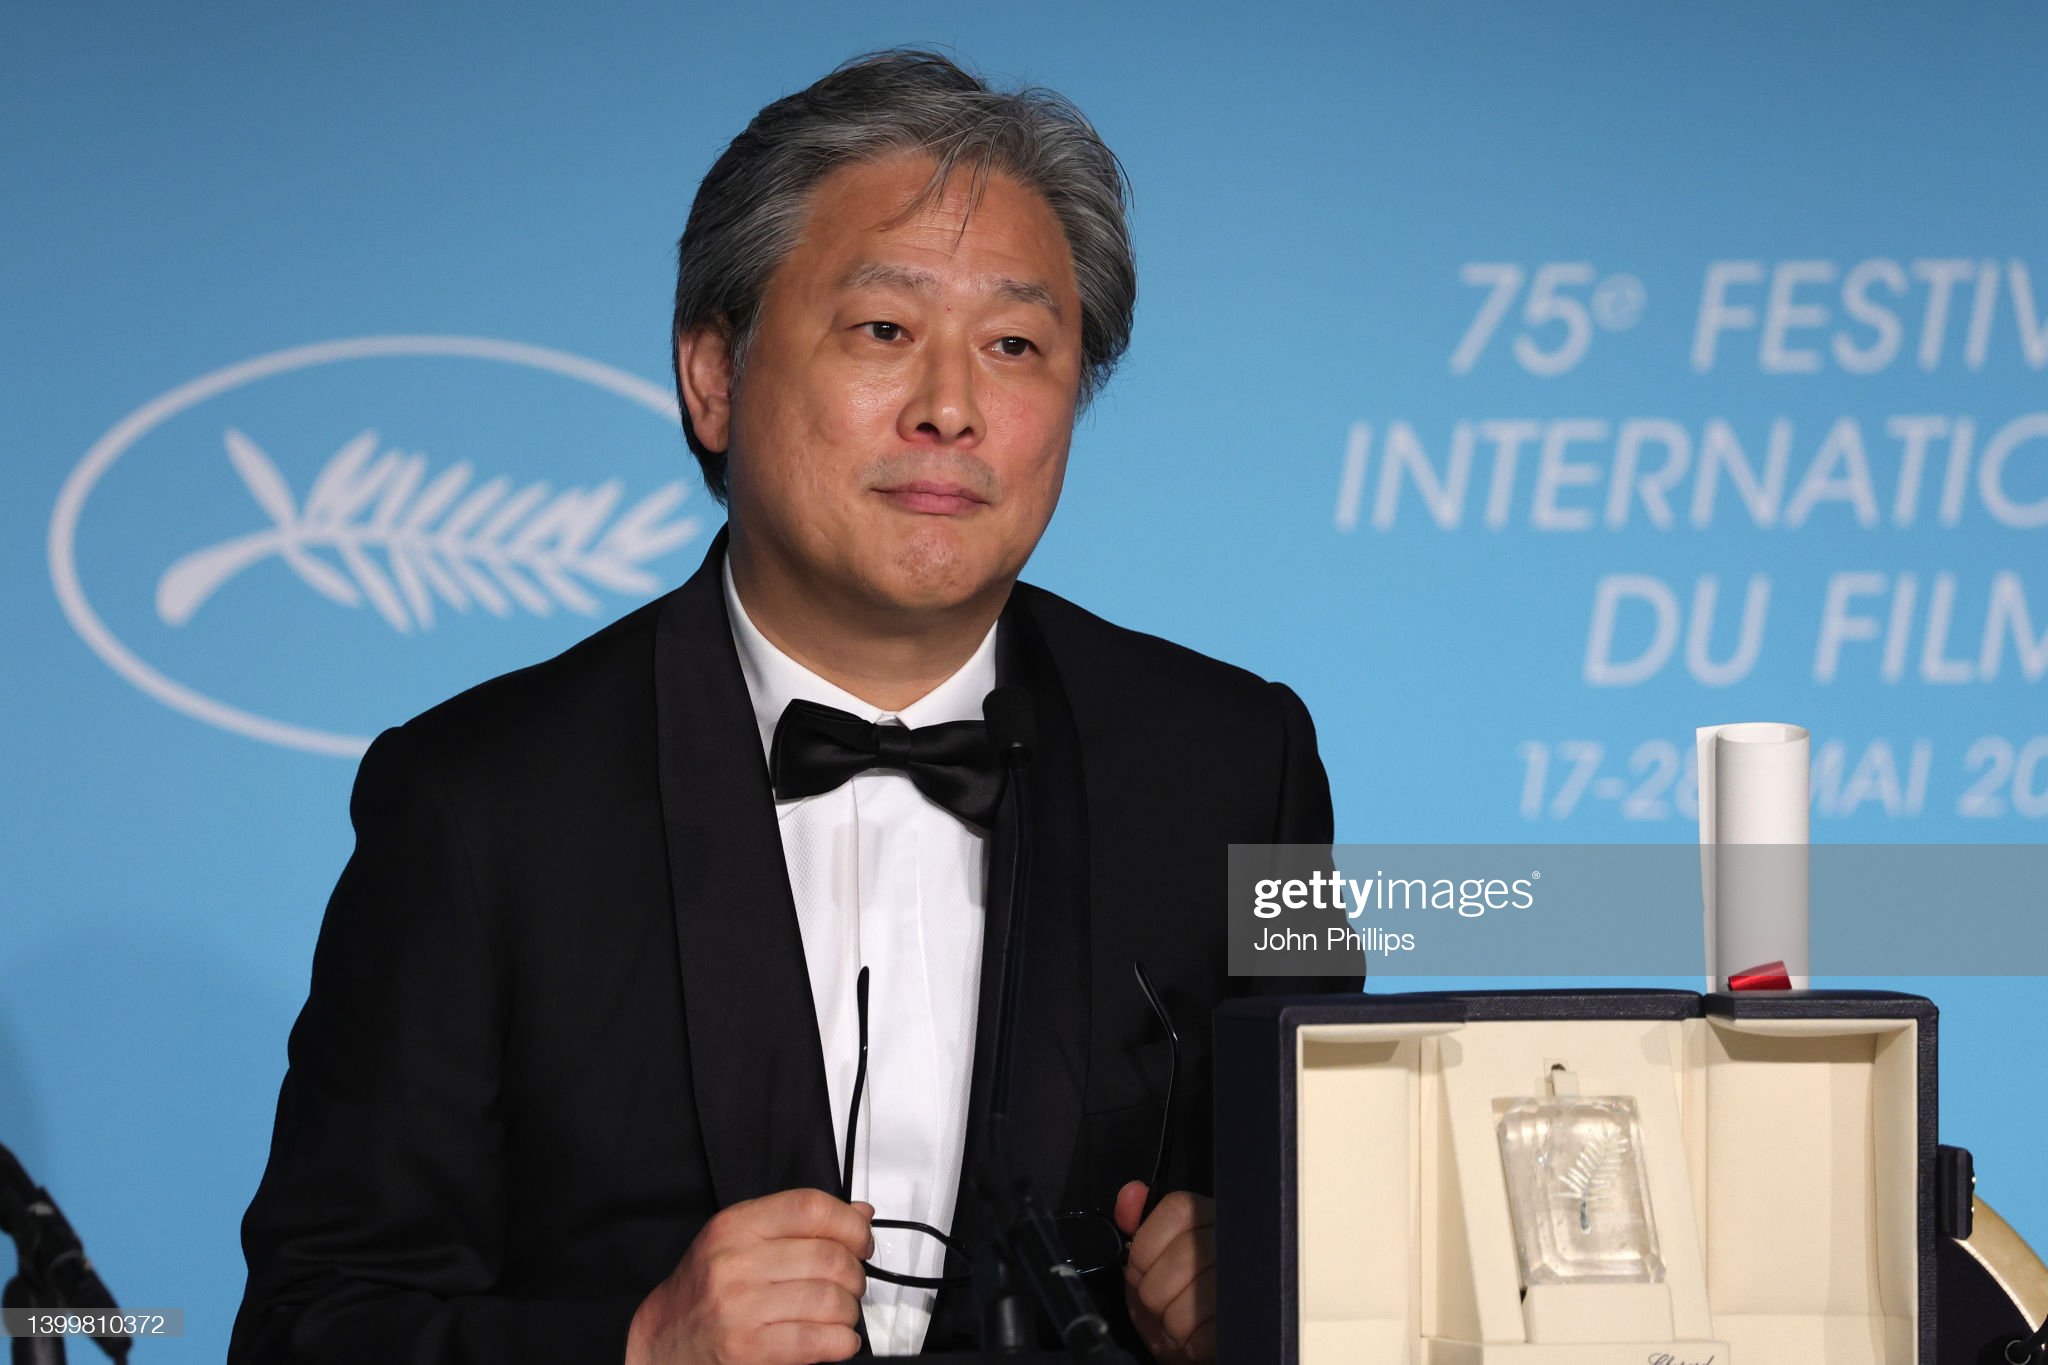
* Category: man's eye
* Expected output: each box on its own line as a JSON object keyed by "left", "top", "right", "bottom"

{"left": 995, "top": 336, "right": 1036, "bottom": 357}
{"left": 861, "top": 321, "right": 905, "bottom": 342}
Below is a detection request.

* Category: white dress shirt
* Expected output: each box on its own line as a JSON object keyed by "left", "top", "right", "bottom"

{"left": 722, "top": 559, "right": 993, "bottom": 1355}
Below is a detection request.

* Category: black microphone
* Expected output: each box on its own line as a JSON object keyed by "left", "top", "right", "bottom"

{"left": 974, "top": 688, "right": 1133, "bottom": 1363}
{"left": 982, "top": 684, "right": 1036, "bottom": 770}
{"left": 981, "top": 685, "right": 1037, "bottom": 1139}
{"left": 2, "top": 1142, "right": 130, "bottom": 1362}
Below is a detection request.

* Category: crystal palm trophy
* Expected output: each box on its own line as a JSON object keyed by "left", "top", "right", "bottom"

{"left": 1496, "top": 1093, "right": 1664, "bottom": 1286}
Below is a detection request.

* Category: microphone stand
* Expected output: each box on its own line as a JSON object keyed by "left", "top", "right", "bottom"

{"left": 2007, "top": 1313, "right": 2048, "bottom": 1364}
{"left": 1, "top": 1144, "right": 128, "bottom": 1364}
{"left": 973, "top": 689, "right": 1136, "bottom": 1363}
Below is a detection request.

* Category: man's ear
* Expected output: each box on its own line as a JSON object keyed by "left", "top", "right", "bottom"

{"left": 676, "top": 322, "right": 735, "bottom": 453}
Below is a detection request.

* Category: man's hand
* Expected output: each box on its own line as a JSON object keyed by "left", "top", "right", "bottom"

{"left": 625, "top": 1188, "right": 871, "bottom": 1365}
{"left": 1113, "top": 1181, "right": 1216, "bottom": 1364}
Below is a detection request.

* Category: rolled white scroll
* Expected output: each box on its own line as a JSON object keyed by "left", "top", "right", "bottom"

{"left": 1697, "top": 722, "right": 1810, "bottom": 990}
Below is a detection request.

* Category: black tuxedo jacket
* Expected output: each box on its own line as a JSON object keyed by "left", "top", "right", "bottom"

{"left": 231, "top": 531, "right": 1359, "bottom": 1364}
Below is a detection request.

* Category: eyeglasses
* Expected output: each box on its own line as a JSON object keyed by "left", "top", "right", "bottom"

{"left": 842, "top": 960, "right": 1181, "bottom": 1290}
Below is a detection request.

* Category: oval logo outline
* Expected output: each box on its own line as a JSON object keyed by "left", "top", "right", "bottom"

{"left": 48, "top": 335, "right": 685, "bottom": 757}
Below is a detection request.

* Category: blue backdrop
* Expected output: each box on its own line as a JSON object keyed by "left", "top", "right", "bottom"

{"left": 5, "top": 3, "right": 2044, "bottom": 1357}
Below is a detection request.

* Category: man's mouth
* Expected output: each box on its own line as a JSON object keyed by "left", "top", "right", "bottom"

{"left": 873, "top": 480, "right": 989, "bottom": 515}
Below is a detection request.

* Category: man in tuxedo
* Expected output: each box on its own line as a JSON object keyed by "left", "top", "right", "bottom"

{"left": 232, "top": 50, "right": 1358, "bottom": 1365}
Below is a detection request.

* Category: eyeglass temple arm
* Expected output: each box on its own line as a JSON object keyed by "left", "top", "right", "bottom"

{"left": 1132, "top": 959, "right": 1179, "bottom": 1224}
{"left": 842, "top": 966, "right": 870, "bottom": 1198}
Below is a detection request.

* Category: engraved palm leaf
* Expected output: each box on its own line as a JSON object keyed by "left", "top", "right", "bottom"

{"left": 1557, "top": 1126, "right": 1628, "bottom": 1204}
{"left": 157, "top": 428, "right": 699, "bottom": 633}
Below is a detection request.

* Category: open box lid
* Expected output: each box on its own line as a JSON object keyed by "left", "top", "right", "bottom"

{"left": 1215, "top": 989, "right": 1939, "bottom": 1365}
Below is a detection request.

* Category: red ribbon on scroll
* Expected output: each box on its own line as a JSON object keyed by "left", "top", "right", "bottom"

{"left": 1728, "top": 960, "right": 1792, "bottom": 991}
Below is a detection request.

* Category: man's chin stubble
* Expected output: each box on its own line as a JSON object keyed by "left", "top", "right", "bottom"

{"left": 862, "top": 526, "right": 1012, "bottom": 616}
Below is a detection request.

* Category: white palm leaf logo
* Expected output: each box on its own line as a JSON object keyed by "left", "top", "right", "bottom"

{"left": 157, "top": 428, "right": 699, "bottom": 633}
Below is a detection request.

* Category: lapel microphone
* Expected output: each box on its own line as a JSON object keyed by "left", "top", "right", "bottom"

{"left": 974, "top": 686, "right": 1135, "bottom": 1362}
{"left": 982, "top": 685, "right": 1036, "bottom": 769}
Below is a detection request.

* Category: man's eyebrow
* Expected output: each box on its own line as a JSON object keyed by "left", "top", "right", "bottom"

{"left": 992, "top": 277, "right": 1063, "bottom": 322}
{"left": 838, "top": 262, "right": 940, "bottom": 295}
{"left": 836, "top": 262, "right": 1065, "bottom": 322}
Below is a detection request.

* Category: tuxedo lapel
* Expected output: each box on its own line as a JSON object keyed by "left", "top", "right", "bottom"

{"left": 929, "top": 585, "right": 1092, "bottom": 1344}
{"left": 652, "top": 530, "right": 842, "bottom": 1208}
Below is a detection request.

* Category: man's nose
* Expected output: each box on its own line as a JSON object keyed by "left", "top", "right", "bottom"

{"left": 898, "top": 340, "right": 983, "bottom": 447}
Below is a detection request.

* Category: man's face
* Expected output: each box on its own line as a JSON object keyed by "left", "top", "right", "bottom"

{"left": 686, "top": 153, "right": 1085, "bottom": 620}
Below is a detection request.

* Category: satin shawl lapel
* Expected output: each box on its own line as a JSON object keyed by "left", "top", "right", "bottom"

{"left": 652, "top": 533, "right": 842, "bottom": 1207}
{"left": 930, "top": 586, "right": 1092, "bottom": 1340}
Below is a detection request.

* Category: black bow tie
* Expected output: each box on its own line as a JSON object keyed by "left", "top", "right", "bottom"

{"left": 769, "top": 697, "right": 1005, "bottom": 830}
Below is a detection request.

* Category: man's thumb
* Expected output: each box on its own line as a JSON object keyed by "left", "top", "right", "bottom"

{"left": 1113, "top": 1180, "right": 1148, "bottom": 1237}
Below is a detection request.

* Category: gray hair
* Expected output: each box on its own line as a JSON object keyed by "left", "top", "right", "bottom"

{"left": 670, "top": 49, "right": 1137, "bottom": 503}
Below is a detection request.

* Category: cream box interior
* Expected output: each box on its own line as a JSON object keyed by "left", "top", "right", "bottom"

{"left": 1222, "top": 992, "right": 1937, "bottom": 1365}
